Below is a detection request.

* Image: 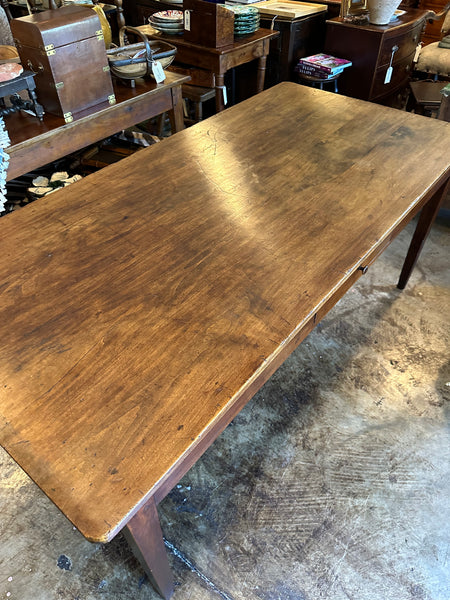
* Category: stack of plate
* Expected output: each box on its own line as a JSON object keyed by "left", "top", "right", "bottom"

{"left": 225, "top": 4, "right": 260, "bottom": 37}
{"left": 149, "top": 10, "right": 184, "bottom": 34}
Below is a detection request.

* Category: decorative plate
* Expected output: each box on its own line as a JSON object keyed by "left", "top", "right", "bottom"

{"left": 151, "top": 10, "right": 184, "bottom": 21}
{"left": 149, "top": 17, "right": 183, "bottom": 28}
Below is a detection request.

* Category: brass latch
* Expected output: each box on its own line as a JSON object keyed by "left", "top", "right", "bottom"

{"left": 63, "top": 112, "right": 73, "bottom": 123}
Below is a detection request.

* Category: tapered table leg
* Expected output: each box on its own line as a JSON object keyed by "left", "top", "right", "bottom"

{"left": 168, "top": 85, "right": 185, "bottom": 133}
{"left": 123, "top": 496, "right": 174, "bottom": 600}
{"left": 256, "top": 55, "right": 268, "bottom": 94}
{"left": 215, "top": 73, "right": 225, "bottom": 113}
{"left": 397, "top": 177, "right": 450, "bottom": 289}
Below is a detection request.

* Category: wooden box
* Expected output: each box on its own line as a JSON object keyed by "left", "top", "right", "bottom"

{"left": 11, "top": 5, "right": 115, "bottom": 122}
{"left": 183, "top": 0, "right": 234, "bottom": 48}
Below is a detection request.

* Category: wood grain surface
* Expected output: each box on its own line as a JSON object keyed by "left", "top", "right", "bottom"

{"left": 1, "top": 82, "right": 449, "bottom": 544}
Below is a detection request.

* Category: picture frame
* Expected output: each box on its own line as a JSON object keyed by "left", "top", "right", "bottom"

{"left": 340, "top": 0, "right": 368, "bottom": 17}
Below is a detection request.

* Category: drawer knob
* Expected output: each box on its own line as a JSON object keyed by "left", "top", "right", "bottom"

{"left": 358, "top": 266, "right": 369, "bottom": 274}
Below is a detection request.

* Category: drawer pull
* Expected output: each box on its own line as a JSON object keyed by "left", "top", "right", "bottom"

{"left": 358, "top": 266, "right": 369, "bottom": 274}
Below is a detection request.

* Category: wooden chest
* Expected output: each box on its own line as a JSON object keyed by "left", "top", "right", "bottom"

{"left": 11, "top": 5, "right": 115, "bottom": 122}
{"left": 183, "top": 0, "right": 234, "bottom": 48}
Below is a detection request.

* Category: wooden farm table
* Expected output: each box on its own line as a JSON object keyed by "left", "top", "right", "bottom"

{"left": 138, "top": 25, "right": 279, "bottom": 112}
{"left": 5, "top": 70, "right": 189, "bottom": 182}
{"left": 1, "top": 83, "right": 449, "bottom": 599}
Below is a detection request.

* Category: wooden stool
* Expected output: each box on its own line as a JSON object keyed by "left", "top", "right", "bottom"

{"left": 408, "top": 80, "right": 447, "bottom": 117}
{"left": 297, "top": 72, "right": 340, "bottom": 93}
{"left": 182, "top": 84, "right": 216, "bottom": 122}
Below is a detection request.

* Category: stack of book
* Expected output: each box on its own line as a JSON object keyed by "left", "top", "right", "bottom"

{"left": 295, "top": 53, "right": 352, "bottom": 79}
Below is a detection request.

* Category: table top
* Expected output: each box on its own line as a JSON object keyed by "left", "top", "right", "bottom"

{"left": 327, "top": 8, "right": 429, "bottom": 31}
{"left": 1, "top": 83, "right": 449, "bottom": 544}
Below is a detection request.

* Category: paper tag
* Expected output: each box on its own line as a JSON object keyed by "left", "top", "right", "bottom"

{"left": 152, "top": 61, "right": 166, "bottom": 83}
{"left": 384, "top": 66, "right": 392, "bottom": 84}
{"left": 414, "top": 43, "right": 423, "bottom": 62}
{"left": 184, "top": 10, "right": 191, "bottom": 31}
{"left": 220, "top": 85, "right": 227, "bottom": 106}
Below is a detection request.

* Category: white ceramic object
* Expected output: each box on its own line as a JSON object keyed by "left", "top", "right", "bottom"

{"left": 367, "top": 0, "right": 402, "bottom": 25}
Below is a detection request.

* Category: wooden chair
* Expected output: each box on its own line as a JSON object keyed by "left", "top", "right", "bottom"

{"left": 414, "top": 2, "right": 450, "bottom": 79}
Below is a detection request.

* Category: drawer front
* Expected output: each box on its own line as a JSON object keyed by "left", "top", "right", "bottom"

{"left": 372, "top": 52, "right": 414, "bottom": 99}
{"left": 378, "top": 21, "right": 424, "bottom": 66}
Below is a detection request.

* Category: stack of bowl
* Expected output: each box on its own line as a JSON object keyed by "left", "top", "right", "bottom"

{"left": 148, "top": 11, "right": 184, "bottom": 35}
{"left": 225, "top": 5, "right": 260, "bottom": 37}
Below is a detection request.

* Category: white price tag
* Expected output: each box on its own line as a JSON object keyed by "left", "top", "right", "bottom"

{"left": 152, "top": 61, "right": 166, "bottom": 83}
{"left": 384, "top": 45, "right": 397, "bottom": 85}
{"left": 414, "top": 43, "right": 423, "bottom": 62}
{"left": 184, "top": 10, "right": 191, "bottom": 31}
{"left": 384, "top": 66, "right": 392, "bottom": 84}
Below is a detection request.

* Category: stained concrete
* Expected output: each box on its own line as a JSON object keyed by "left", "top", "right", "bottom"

{"left": 1, "top": 215, "right": 449, "bottom": 600}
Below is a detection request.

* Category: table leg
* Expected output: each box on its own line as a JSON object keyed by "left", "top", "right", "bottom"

{"left": 256, "top": 55, "right": 268, "bottom": 94}
{"left": 397, "top": 177, "right": 450, "bottom": 289}
{"left": 215, "top": 73, "right": 225, "bottom": 113}
{"left": 168, "top": 85, "right": 185, "bottom": 134}
{"left": 123, "top": 496, "right": 174, "bottom": 600}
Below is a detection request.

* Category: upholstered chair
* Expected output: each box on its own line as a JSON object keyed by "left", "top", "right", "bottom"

{"left": 415, "top": 4, "right": 450, "bottom": 79}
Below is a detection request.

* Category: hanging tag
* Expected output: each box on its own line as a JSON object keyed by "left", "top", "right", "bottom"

{"left": 413, "top": 42, "right": 423, "bottom": 62}
{"left": 384, "top": 66, "right": 393, "bottom": 84}
{"left": 221, "top": 85, "right": 227, "bottom": 106}
{"left": 152, "top": 61, "right": 166, "bottom": 83}
{"left": 184, "top": 10, "right": 191, "bottom": 31}
{"left": 384, "top": 45, "right": 397, "bottom": 85}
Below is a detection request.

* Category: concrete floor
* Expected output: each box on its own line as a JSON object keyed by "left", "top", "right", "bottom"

{"left": 1, "top": 215, "right": 449, "bottom": 600}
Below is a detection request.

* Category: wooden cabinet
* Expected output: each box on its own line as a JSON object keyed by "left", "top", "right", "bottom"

{"left": 324, "top": 9, "right": 429, "bottom": 104}
{"left": 259, "top": 13, "right": 327, "bottom": 87}
{"left": 124, "top": 0, "right": 175, "bottom": 26}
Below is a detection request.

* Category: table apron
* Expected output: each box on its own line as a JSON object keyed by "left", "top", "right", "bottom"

{"left": 171, "top": 39, "right": 271, "bottom": 74}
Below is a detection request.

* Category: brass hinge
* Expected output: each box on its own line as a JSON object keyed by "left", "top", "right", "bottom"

{"left": 44, "top": 44, "right": 54, "bottom": 51}
{"left": 64, "top": 112, "right": 73, "bottom": 123}
{"left": 108, "top": 95, "right": 116, "bottom": 105}
{"left": 54, "top": 81, "right": 64, "bottom": 90}
{"left": 46, "top": 49, "right": 56, "bottom": 57}
{"left": 103, "top": 65, "right": 110, "bottom": 72}
{"left": 97, "top": 33, "right": 104, "bottom": 42}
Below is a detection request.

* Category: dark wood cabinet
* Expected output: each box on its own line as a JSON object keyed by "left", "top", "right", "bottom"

{"left": 124, "top": 0, "right": 176, "bottom": 26}
{"left": 324, "top": 9, "right": 429, "bottom": 104}
{"left": 260, "top": 12, "right": 327, "bottom": 87}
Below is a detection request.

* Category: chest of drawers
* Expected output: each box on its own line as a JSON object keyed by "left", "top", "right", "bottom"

{"left": 324, "top": 9, "right": 429, "bottom": 104}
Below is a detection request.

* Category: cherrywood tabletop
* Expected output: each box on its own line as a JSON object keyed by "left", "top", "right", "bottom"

{"left": 1, "top": 83, "right": 449, "bottom": 547}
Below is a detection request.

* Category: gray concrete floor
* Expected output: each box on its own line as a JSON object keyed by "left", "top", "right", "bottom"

{"left": 1, "top": 215, "right": 449, "bottom": 600}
